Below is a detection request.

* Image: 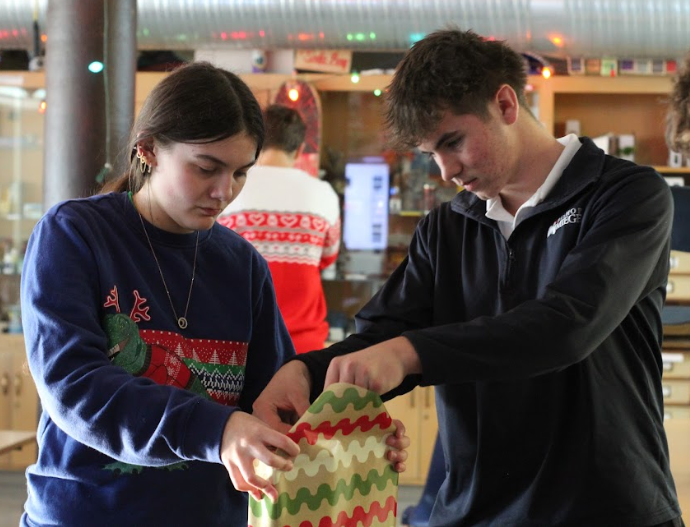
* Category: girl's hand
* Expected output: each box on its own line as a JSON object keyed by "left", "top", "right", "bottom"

{"left": 386, "top": 418, "right": 410, "bottom": 473}
{"left": 219, "top": 411, "right": 300, "bottom": 501}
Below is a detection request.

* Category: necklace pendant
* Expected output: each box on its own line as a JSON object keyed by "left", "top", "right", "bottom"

{"left": 138, "top": 213, "right": 198, "bottom": 333}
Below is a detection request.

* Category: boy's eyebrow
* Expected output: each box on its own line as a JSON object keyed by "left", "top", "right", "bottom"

{"left": 434, "top": 131, "right": 458, "bottom": 151}
{"left": 419, "top": 131, "right": 458, "bottom": 155}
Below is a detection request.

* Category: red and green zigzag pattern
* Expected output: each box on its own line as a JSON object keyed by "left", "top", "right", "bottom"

{"left": 249, "top": 383, "right": 398, "bottom": 526}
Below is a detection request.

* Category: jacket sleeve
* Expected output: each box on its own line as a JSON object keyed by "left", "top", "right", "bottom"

{"left": 407, "top": 168, "right": 672, "bottom": 385}
{"left": 297, "top": 168, "right": 672, "bottom": 392}
{"left": 294, "top": 221, "right": 432, "bottom": 400}
{"left": 22, "top": 210, "right": 235, "bottom": 466}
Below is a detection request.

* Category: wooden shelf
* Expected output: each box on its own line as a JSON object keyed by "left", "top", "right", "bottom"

{"left": 655, "top": 166, "right": 690, "bottom": 173}
{"left": 0, "top": 72, "right": 45, "bottom": 90}
{"left": 530, "top": 75, "right": 673, "bottom": 95}
{"left": 396, "top": 210, "right": 424, "bottom": 217}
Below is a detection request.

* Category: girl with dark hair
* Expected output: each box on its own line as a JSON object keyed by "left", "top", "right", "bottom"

{"left": 19, "top": 62, "right": 299, "bottom": 526}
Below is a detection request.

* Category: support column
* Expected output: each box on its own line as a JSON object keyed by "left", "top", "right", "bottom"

{"left": 44, "top": 0, "right": 106, "bottom": 208}
{"left": 105, "top": 0, "right": 137, "bottom": 180}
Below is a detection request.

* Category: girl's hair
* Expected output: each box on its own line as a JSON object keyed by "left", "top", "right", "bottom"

{"left": 101, "top": 61, "right": 264, "bottom": 193}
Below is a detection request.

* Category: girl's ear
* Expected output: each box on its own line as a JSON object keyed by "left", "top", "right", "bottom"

{"left": 135, "top": 138, "right": 156, "bottom": 166}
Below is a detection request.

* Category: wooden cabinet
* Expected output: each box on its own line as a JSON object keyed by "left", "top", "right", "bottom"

{"left": 384, "top": 386, "right": 437, "bottom": 486}
{"left": 667, "top": 250, "right": 690, "bottom": 303}
{"left": 661, "top": 248, "right": 690, "bottom": 420}
{"left": 528, "top": 75, "right": 674, "bottom": 167}
{"left": 0, "top": 334, "right": 38, "bottom": 470}
{"left": 661, "top": 350, "right": 690, "bottom": 420}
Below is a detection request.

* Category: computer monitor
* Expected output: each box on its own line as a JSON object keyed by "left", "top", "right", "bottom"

{"left": 343, "top": 162, "right": 390, "bottom": 251}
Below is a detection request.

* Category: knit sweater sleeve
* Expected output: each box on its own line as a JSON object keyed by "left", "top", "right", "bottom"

{"left": 319, "top": 188, "right": 341, "bottom": 270}
{"left": 21, "top": 207, "right": 234, "bottom": 466}
{"left": 238, "top": 265, "right": 296, "bottom": 408}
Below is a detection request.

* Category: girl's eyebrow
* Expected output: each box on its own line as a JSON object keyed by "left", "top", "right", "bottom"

{"left": 194, "top": 154, "right": 256, "bottom": 170}
{"left": 195, "top": 154, "right": 227, "bottom": 167}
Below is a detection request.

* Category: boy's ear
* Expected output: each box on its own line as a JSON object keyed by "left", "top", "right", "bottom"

{"left": 495, "top": 84, "right": 519, "bottom": 125}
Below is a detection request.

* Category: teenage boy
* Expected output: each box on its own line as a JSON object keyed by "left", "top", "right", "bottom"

{"left": 255, "top": 29, "right": 681, "bottom": 527}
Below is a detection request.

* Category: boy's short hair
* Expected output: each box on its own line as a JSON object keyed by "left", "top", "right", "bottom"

{"left": 384, "top": 28, "right": 529, "bottom": 150}
{"left": 263, "top": 104, "right": 307, "bottom": 153}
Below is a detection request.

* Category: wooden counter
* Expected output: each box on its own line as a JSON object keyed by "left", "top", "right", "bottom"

{"left": 0, "top": 430, "right": 35, "bottom": 456}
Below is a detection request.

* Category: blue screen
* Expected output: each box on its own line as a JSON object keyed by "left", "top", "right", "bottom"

{"left": 343, "top": 162, "right": 390, "bottom": 250}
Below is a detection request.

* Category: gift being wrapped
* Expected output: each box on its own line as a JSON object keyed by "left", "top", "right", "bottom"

{"left": 249, "top": 382, "right": 399, "bottom": 527}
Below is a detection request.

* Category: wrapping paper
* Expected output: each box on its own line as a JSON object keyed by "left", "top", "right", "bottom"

{"left": 248, "top": 382, "right": 398, "bottom": 527}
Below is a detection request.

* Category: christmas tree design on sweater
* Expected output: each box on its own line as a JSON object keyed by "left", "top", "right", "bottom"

{"left": 249, "top": 383, "right": 398, "bottom": 527}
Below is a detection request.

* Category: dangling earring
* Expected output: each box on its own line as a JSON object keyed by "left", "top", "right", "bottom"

{"left": 136, "top": 150, "right": 152, "bottom": 175}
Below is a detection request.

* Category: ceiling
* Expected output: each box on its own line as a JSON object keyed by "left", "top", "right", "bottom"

{"left": 2, "top": 0, "right": 690, "bottom": 59}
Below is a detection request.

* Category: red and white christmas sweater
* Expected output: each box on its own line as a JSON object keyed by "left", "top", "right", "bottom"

{"left": 219, "top": 166, "right": 341, "bottom": 353}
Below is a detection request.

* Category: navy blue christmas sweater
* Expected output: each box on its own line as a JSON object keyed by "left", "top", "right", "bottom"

{"left": 20, "top": 191, "right": 294, "bottom": 526}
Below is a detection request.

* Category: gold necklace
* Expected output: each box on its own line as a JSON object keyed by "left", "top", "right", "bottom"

{"left": 137, "top": 212, "right": 199, "bottom": 330}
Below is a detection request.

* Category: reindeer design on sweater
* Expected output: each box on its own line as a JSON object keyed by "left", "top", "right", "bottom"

{"left": 100, "top": 286, "right": 211, "bottom": 474}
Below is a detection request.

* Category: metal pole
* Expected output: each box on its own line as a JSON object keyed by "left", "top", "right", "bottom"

{"left": 44, "top": 0, "right": 105, "bottom": 209}
{"left": 105, "top": 0, "right": 137, "bottom": 181}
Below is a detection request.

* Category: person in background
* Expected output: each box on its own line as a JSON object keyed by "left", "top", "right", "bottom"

{"left": 667, "top": 51, "right": 690, "bottom": 156}
{"left": 20, "top": 62, "right": 408, "bottom": 527}
{"left": 219, "top": 104, "right": 341, "bottom": 353}
{"left": 253, "top": 28, "right": 683, "bottom": 526}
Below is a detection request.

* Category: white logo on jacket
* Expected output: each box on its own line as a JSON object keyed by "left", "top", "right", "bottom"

{"left": 547, "top": 207, "right": 582, "bottom": 237}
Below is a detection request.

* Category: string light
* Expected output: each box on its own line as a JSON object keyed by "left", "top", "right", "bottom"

{"left": 351, "top": 72, "right": 360, "bottom": 84}
{"left": 541, "top": 67, "right": 552, "bottom": 79}
{"left": 88, "top": 61, "right": 104, "bottom": 73}
{"left": 409, "top": 32, "right": 425, "bottom": 44}
{"left": 347, "top": 32, "right": 376, "bottom": 41}
{"left": 288, "top": 88, "right": 299, "bottom": 101}
{"left": 550, "top": 35, "right": 564, "bottom": 48}
{"left": 374, "top": 89, "right": 382, "bottom": 96}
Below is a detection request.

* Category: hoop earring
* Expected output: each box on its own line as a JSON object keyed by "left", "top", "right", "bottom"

{"left": 136, "top": 150, "right": 152, "bottom": 175}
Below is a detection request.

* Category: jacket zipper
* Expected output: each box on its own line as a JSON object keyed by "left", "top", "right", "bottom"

{"left": 505, "top": 244, "right": 515, "bottom": 290}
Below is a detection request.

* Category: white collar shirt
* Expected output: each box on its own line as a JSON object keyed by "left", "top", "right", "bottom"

{"left": 486, "top": 134, "right": 582, "bottom": 239}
